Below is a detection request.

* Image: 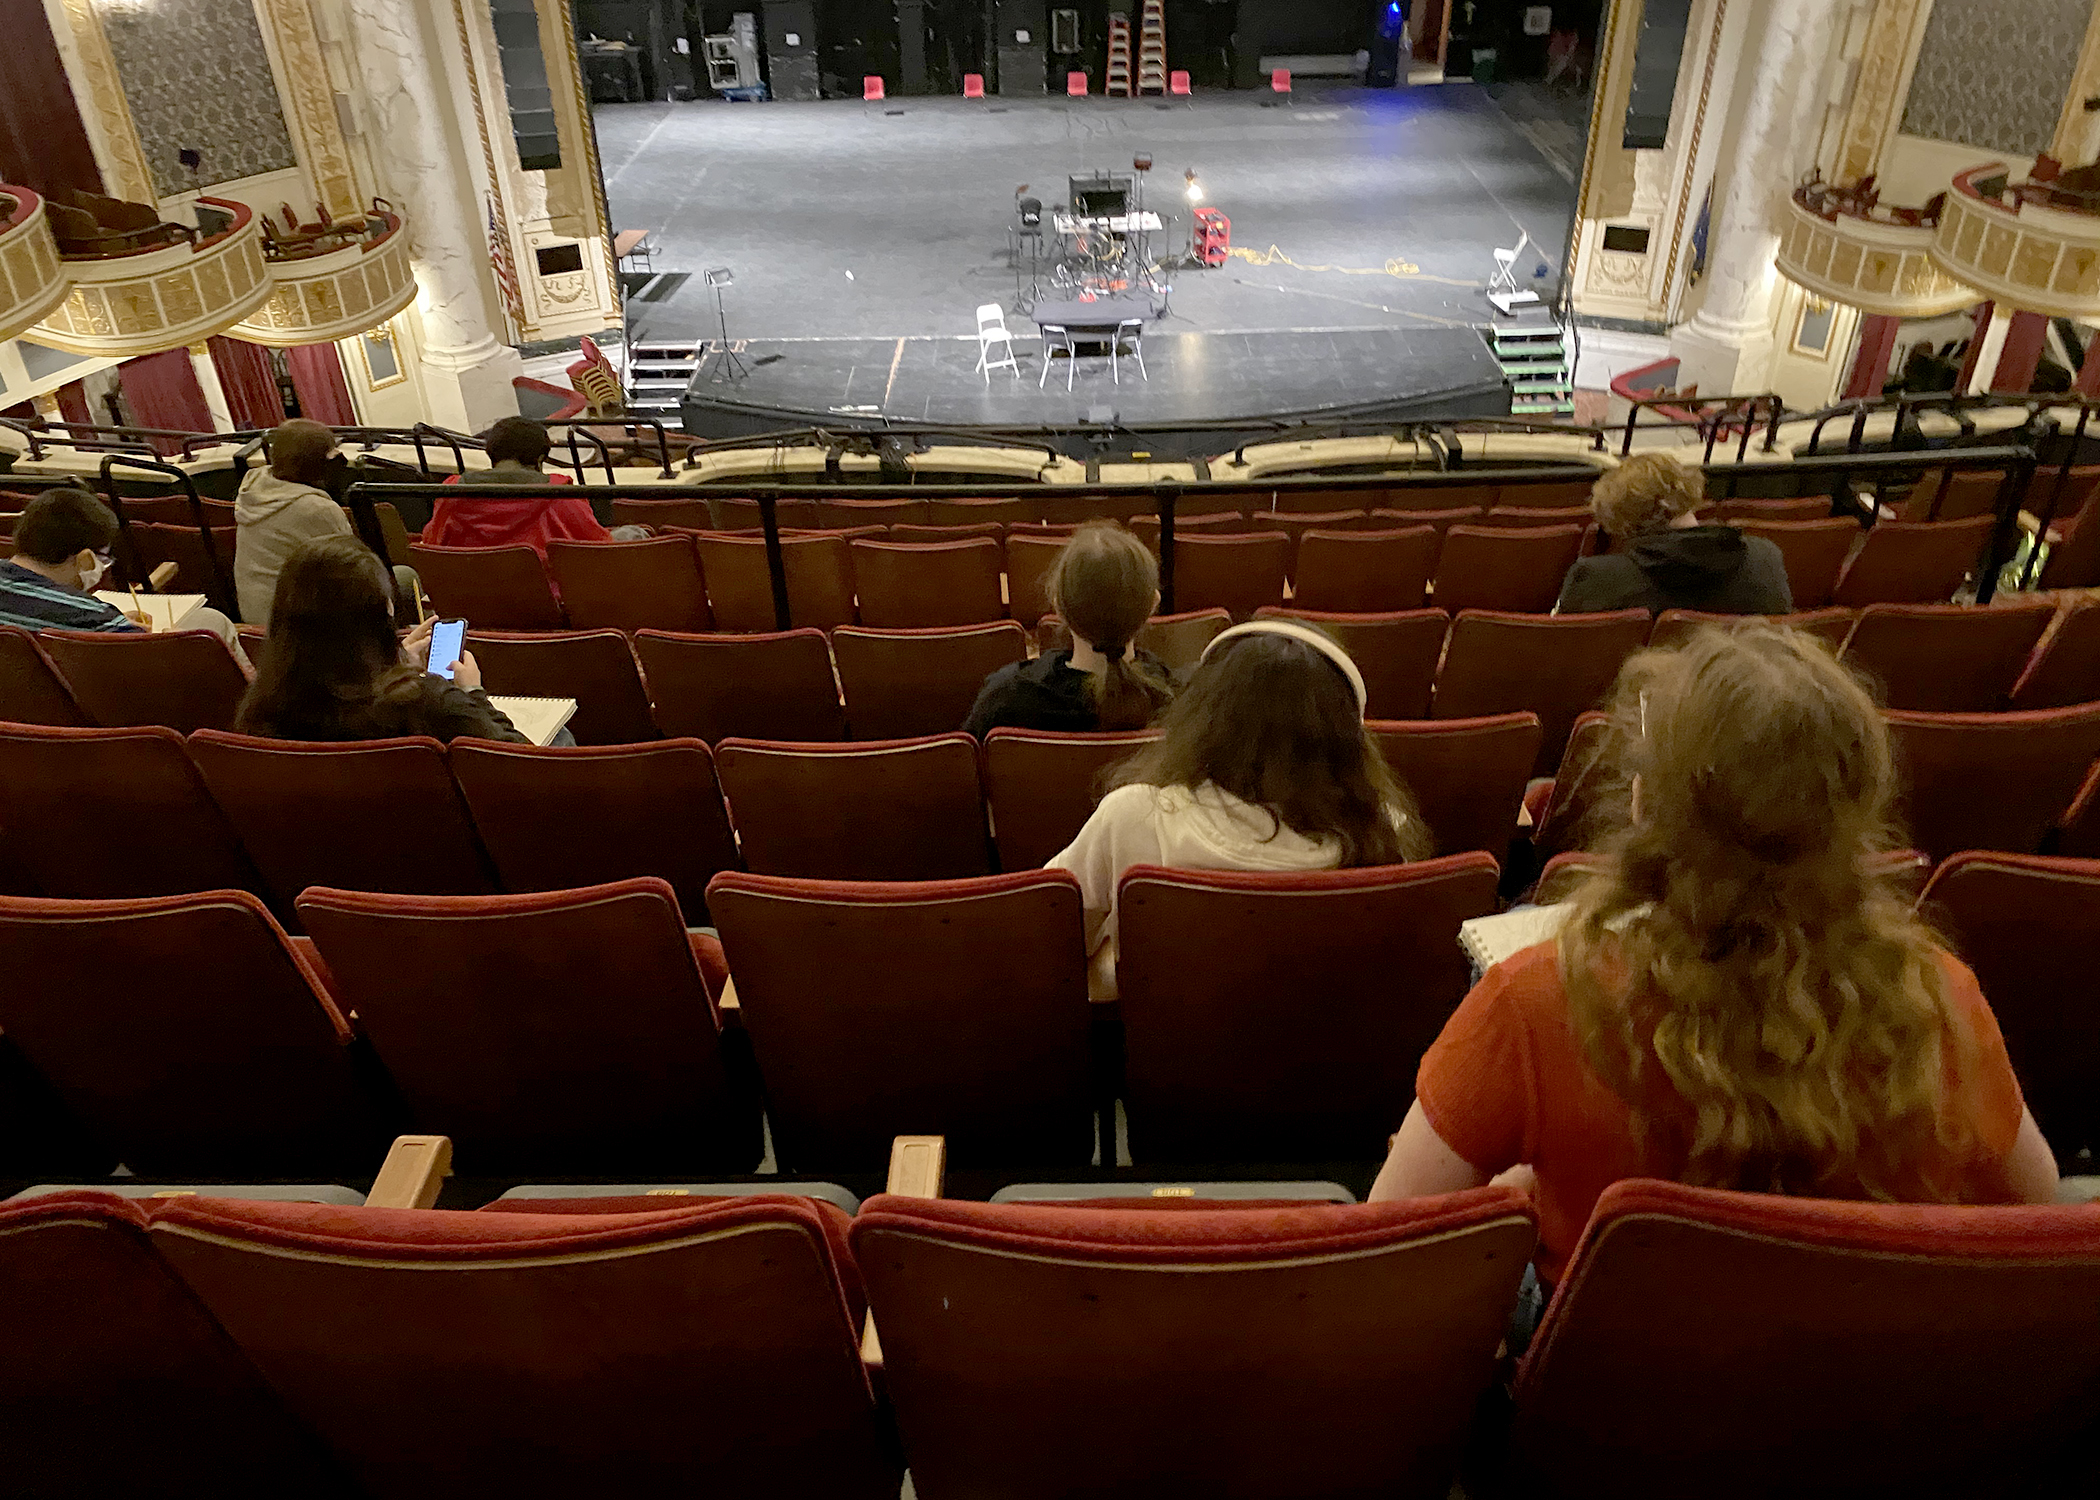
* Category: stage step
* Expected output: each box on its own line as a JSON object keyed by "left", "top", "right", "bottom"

{"left": 1137, "top": 0, "right": 1167, "bottom": 95}
{"left": 1485, "top": 314, "right": 1574, "bottom": 420}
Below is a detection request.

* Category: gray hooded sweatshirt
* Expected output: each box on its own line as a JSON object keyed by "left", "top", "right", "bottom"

{"left": 234, "top": 468, "right": 352, "bottom": 630}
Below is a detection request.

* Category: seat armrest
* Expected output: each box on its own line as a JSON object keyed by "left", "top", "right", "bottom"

{"left": 367, "top": 1133, "right": 453, "bottom": 1209}
{"left": 863, "top": 1135, "right": 946, "bottom": 1368}
{"left": 147, "top": 561, "right": 180, "bottom": 590}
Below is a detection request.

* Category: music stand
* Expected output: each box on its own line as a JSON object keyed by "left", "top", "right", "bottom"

{"left": 700, "top": 266, "right": 748, "bottom": 382}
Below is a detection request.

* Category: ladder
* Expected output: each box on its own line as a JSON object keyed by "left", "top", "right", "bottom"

{"left": 1136, "top": 0, "right": 1167, "bottom": 95}
{"left": 1106, "top": 13, "right": 1132, "bottom": 97}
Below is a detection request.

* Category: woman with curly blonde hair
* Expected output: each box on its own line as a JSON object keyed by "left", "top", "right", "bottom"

{"left": 1371, "top": 625, "right": 2056, "bottom": 1283}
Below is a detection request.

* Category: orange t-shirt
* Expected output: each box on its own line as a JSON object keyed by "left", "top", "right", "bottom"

{"left": 1415, "top": 942, "right": 2027, "bottom": 1282}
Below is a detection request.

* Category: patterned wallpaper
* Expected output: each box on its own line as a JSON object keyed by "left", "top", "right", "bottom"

{"left": 99, "top": 0, "right": 299, "bottom": 199}
{"left": 1899, "top": 0, "right": 2089, "bottom": 158}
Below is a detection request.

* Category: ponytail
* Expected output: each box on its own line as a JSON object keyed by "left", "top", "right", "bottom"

{"left": 1047, "top": 521, "right": 1177, "bottom": 730}
{"left": 1087, "top": 640, "right": 1175, "bottom": 730}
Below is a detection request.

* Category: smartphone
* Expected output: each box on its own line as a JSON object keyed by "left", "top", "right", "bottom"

{"left": 426, "top": 618, "right": 466, "bottom": 680}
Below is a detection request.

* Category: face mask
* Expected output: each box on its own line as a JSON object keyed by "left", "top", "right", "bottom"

{"left": 78, "top": 551, "right": 112, "bottom": 592}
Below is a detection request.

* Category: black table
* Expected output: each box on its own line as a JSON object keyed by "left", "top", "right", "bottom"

{"left": 1030, "top": 293, "right": 1161, "bottom": 335}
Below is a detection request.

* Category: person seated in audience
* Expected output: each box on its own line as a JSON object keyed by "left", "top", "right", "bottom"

{"left": 1555, "top": 452, "right": 1792, "bottom": 616}
{"left": 1051, "top": 619, "right": 1429, "bottom": 979}
{"left": 424, "top": 416, "right": 645, "bottom": 557}
{"left": 964, "top": 521, "right": 1175, "bottom": 735}
{"left": 235, "top": 419, "right": 355, "bottom": 630}
{"left": 235, "top": 535, "right": 530, "bottom": 743}
{"left": 1371, "top": 627, "right": 2058, "bottom": 1299}
{"left": 2, "top": 487, "right": 244, "bottom": 656}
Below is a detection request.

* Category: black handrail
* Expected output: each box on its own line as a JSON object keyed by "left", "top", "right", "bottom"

{"left": 547, "top": 416, "right": 678, "bottom": 478}
{"left": 409, "top": 423, "right": 471, "bottom": 476}
{"left": 98, "top": 452, "right": 231, "bottom": 605}
{"left": 347, "top": 440, "right": 2039, "bottom": 629}
{"left": 1617, "top": 392, "right": 1786, "bottom": 459}
{"left": 550, "top": 424, "right": 617, "bottom": 484}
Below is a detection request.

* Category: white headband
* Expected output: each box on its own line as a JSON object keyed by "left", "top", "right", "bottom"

{"left": 1197, "top": 620, "right": 1369, "bottom": 717}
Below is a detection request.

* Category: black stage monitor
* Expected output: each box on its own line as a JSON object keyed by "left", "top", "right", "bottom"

{"left": 1069, "top": 174, "right": 1130, "bottom": 218}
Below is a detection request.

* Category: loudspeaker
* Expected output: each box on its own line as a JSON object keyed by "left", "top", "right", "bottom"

{"left": 996, "top": 0, "right": 1047, "bottom": 95}
{"left": 762, "top": 1, "right": 819, "bottom": 101}
{"left": 1623, "top": 0, "right": 1693, "bottom": 150}
{"left": 1367, "top": 0, "right": 1406, "bottom": 88}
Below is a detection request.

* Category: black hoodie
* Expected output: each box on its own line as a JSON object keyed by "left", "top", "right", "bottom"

{"left": 1554, "top": 524, "right": 1794, "bottom": 617}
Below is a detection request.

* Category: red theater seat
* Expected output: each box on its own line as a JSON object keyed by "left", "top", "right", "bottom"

{"left": 1170, "top": 531, "right": 1290, "bottom": 617}
{"left": 187, "top": 733, "right": 495, "bottom": 915}
{"left": 635, "top": 628, "right": 845, "bottom": 741}
{"left": 1734, "top": 518, "right": 1859, "bottom": 609}
{"left": 0, "top": 723, "right": 258, "bottom": 898}
{"left": 609, "top": 496, "right": 716, "bottom": 531}
{"left": 409, "top": 543, "right": 565, "bottom": 629}
{"left": 0, "top": 624, "right": 86, "bottom": 725}
{"left": 1919, "top": 852, "right": 2100, "bottom": 1165}
{"left": 1839, "top": 601, "right": 2055, "bottom": 712}
{"left": 834, "top": 621, "right": 1027, "bottom": 739}
{"left": 691, "top": 532, "right": 857, "bottom": 631}
{"left": 1508, "top": 1179, "right": 2100, "bottom": 1499}
{"left": 465, "top": 629, "right": 659, "bottom": 744}
{"left": 1115, "top": 855, "right": 1500, "bottom": 1162}
{"left": 703, "top": 495, "right": 822, "bottom": 530}
{"left": 1886, "top": 702, "right": 2100, "bottom": 862}
{"left": 2011, "top": 596, "right": 2100, "bottom": 709}
{"left": 1434, "top": 609, "right": 1650, "bottom": 777}
{"left": 1529, "top": 710, "right": 1617, "bottom": 861}
{"left": 1293, "top": 526, "right": 1440, "bottom": 612}
{"left": 297, "top": 878, "right": 759, "bottom": 1174}
{"left": 1831, "top": 515, "right": 1997, "bottom": 607}
{"left": 850, "top": 1188, "right": 1535, "bottom": 1500}
{"left": 1256, "top": 606, "right": 1448, "bottom": 718}
{"left": 709, "top": 869, "right": 1094, "bottom": 1169}
{"left": 37, "top": 628, "right": 247, "bottom": 734}
{"left": 152, "top": 1193, "right": 897, "bottom": 1497}
{"left": 1647, "top": 606, "right": 1855, "bottom": 652}
{"left": 448, "top": 738, "right": 739, "bottom": 920}
{"left": 984, "top": 727, "right": 1161, "bottom": 869}
{"left": 715, "top": 734, "right": 992, "bottom": 880}
{"left": 1432, "top": 524, "right": 1585, "bottom": 614}
{"left": 1369, "top": 713, "right": 1542, "bottom": 858}
{"left": 0, "top": 890, "right": 379, "bottom": 1175}
{"left": 546, "top": 535, "right": 712, "bottom": 632}
{"left": 1005, "top": 532, "right": 1066, "bottom": 625}
{"left": 0, "top": 1192, "right": 350, "bottom": 1496}
{"left": 852, "top": 539, "right": 1006, "bottom": 627}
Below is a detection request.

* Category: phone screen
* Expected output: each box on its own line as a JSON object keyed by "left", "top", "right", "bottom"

{"left": 426, "top": 618, "right": 466, "bottom": 680}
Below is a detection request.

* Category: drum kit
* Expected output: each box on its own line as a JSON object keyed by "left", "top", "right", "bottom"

{"left": 1010, "top": 155, "right": 1173, "bottom": 312}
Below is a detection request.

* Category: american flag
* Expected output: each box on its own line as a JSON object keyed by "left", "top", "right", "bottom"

{"left": 486, "top": 196, "right": 525, "bottom": 337}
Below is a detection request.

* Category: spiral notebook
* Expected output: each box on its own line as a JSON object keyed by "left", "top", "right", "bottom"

{"left": 1457, "top": 904, "right": 1571, "bottom": 979}
{"left": 487, "top": 695, "right": 577, "bottom": 747}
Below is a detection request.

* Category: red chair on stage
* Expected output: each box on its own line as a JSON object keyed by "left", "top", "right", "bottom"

{"left": 863, "top": 76, "right": 884, "bottom": 101}
{"left": 1068, "top": 71, "right": 1088, "bottom": 96}
{"left": 962, "top": 73, "right": 984, "bottom": 98}
{"left": 1170, "top": 70, "right": 1191, "bottom": 95}
{"left": 1270, "top": 68, "right": 1292, "bottom": 94}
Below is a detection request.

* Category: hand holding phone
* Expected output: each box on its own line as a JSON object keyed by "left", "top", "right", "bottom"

{"left": 426, "top": 618, "right": 467, "bottom": 680}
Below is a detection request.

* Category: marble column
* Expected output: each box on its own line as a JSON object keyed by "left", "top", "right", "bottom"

{"left": 188, "top": 344, "right": 235, "bottom": 432}
{"left": 339, "top": 0, "right": 521, "bottom": 432}
{"left": 1669, "top": 0, "right": 1842, "bottom": 395}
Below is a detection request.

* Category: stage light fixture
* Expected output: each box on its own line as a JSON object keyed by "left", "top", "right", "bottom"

{"left": 1133, "top": 153, "right": 1152, "bottom": 172}
{"left": 1185, "top": 170, "right": 1203, "bottom": 203}
{"left": 705, "top": 266, "right": 734, "bottom": 287}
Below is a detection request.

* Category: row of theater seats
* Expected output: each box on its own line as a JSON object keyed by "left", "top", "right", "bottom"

{"left": 13, "top": 590, "right": 2100, "bottom": 757}
{"left": 407, "top": 508, "right": 2003, "bottom": 631}
{"left": 14, "top": 1155, "right": 2097, "bottom": 1500}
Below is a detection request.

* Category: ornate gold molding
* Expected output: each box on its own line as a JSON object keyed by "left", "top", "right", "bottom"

{"left": 1836, "top": 0, "right": 1931, "bottom": 186}
{"left": 1660, "top": 0, "right": 1729, "bottom": 310}
{"left": 448, "top": 0, "right": 522, "bottom": 339}
{"left": 253, "top": 0, "right": 362, "bottom": 219}
{"left": 31, "top": 198, "right": 274, "bottom": 356}
{"left": 0, "top": 189, "right": 72, "bottom": 344}
{"left": 229, "top": 211, "right": 418, "bottom": 345}
{"left": 1776, "top": 193, "right": 1978, "bottom": 318}
{"left": 543, "top": 0, "right": 609, "bottom": 244}
{"left": 52, "top": 0, "right": 156, "bottom": 205}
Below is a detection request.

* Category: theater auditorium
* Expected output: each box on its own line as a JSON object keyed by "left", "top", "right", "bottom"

{"left": 2, "top": 0, "right": 2099, "bottom": 1493}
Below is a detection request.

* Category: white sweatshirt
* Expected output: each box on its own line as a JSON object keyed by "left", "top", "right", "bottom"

{"left": 1048, "top": 782, "right": 1347, "bottom": 950}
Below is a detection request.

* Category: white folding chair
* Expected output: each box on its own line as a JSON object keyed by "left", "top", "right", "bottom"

{"left": 975, "top": 303, "right": 1020, "bottom": 382}
{"left": 1038, "top": 325, "right": 1077, "bottom": 391}
{"left": 1112, "top": 319, "right": 1148, "bottom": 385}
{"left": 1489, "top": 230, "right": 1540, "bottom": 313}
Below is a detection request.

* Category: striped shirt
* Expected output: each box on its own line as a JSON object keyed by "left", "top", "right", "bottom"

{"left": 0, "top": 560, "right": 141, "bottom": 634}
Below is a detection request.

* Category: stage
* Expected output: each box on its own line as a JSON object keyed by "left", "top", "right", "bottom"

{"left": 590, "top": 83, "right": 1576, "bottom": 450}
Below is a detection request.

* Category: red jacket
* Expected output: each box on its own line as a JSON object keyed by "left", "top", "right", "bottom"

{"left": 426, "top": 472, "right": 609, "bottom": 559}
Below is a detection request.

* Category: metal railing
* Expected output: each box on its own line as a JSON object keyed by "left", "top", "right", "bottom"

{"left": 98, "top": 452, "right": 231, "bottom": 603}
{"left": 1617, "top": 393, "right": 1787, "bottom": 462}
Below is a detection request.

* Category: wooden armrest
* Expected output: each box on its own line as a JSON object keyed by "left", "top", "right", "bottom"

{"left": 366, "top": 1133, "right": 453, "bottom": 1209}
{"left": 863, "top": 1135, "right": 946, "bottom": 1368}
{"left": 147, "top": 561, "right": 179, "bottom": 590}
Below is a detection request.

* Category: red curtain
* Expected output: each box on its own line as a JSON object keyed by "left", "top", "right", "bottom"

{"left": 53, "top": 381, "right": 90, "bottom": 428}
{"left": 287, "top": 342, "right": 356, "bottom": 426}
{"left": 116, "top": 350, "right": 211, "bottom": 454}
{"left": 207, "top": 337, "right": 285, "bottom": 431}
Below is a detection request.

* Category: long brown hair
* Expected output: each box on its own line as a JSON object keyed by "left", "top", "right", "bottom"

{"left": 1112, "top": 627, "right": 1428, "bottom": 865}
{"left": 1558, "top": 624, "right": 1969, "bottom": 1200}
{"left": 1047, "top": 521, "right": 1174, "bottom": 730}
{"left": 235, "top": 535, "right": 424, "bottom": 739}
